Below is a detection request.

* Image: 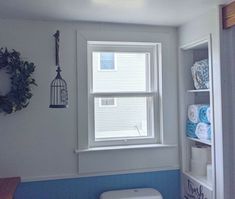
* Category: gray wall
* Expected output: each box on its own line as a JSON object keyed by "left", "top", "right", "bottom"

{"left": 0, "top": 18, "right": 179, "bottom": 181}
{"left": 220, "top": 16, "right": 235, "bottom": 199}
{"left": 0, "top": 19, "right": 78, "bottom": 180}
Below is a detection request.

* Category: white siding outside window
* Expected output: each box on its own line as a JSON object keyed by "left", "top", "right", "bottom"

{"left": 87, "top": 41, "right": 161, "bottom": 147}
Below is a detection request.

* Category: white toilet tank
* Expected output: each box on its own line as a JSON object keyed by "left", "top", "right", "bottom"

{"left": 100, "top": 188, "right": 163, "bottom": 199}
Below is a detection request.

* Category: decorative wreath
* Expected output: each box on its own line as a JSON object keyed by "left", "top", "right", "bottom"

{"left": 0, "top": 48, "right": 36, "bottom": 114}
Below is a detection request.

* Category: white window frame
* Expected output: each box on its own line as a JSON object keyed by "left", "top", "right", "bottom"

{"left": 98, "top": 52, "right": 117, "bottom": 71}
{"left": 87, "top": 41, "right": 161, "bottom": 148}
{"left": 99, "top": 98, "right": 117, "bottom": 107}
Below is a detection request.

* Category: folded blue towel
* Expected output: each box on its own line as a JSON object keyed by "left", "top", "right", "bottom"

{"left": 186, "top": 120, "right": 197, "bottom": 138}
{"left": 199, "top": 106, "right": 210, "bottom": 123}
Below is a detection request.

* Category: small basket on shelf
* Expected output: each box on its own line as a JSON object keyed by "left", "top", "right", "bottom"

{"left": 191, "top": 59, "right": 209, "bottom": 90}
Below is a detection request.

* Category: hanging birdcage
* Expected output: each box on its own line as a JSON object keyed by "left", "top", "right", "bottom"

{"left": 49, "top": 30, "right": 68, "bottom": 108}
{"left": 49, "top": 68, "right": 68, "bottom": 108}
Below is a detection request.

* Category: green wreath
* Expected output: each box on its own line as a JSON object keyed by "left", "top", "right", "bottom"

{"left": 0, "top": 48, "right": 36, "bottom": 114}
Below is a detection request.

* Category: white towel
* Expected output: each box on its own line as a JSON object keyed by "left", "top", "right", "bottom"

{"left": 188, "top": 105, "right": 199, "bottom": 123}
{"left": 195, "top": 123, "right": 211, "bottom": 140}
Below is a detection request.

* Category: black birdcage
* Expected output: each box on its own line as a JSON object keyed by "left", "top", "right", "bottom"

{"left": 49, "top": 30, "right": 68, "bottom": 108}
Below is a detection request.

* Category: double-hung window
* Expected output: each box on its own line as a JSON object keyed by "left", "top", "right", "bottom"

{"left": 87, "top": 41, "right": 161, "bottom": 147}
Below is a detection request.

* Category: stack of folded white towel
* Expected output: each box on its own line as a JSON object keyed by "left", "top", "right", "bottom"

{"left": 186, "top": 104, "right": 211, "bottom": 141}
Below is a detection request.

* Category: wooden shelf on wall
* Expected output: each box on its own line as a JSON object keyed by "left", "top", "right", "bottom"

{"left": 222, "top": 1, "right": 235, "bottom": 29}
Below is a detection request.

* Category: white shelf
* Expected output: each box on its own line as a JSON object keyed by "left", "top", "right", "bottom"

{"left": 187, "top": 137, "right": 212, "bottom": 146}
{"left": 187, "top": 89, "right": 210, "bottom": 93}
{"left": 184, "top": 171, "right": 213, "bottom": 191}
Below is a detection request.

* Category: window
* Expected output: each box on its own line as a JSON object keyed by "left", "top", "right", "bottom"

{"left": 99, "top": 98, "right": 117, "bottom": 107}
{"left": 99, "top": 53, "right": 115, "bottom": 70}
{"left": 87, "top": 41, "right": 161, "bottom": 147}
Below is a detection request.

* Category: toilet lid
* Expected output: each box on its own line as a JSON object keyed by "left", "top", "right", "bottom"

{"left": 100, "top": 188, "right": 163, "bottom": 199}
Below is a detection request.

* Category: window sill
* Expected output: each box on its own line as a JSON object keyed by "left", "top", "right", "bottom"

{"left": 75, "top": 144, "right": 177, "bottom": 153}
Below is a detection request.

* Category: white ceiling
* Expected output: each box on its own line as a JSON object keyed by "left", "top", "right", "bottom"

{"left": 0, "top": 0, "right": 230, "bottom": 26}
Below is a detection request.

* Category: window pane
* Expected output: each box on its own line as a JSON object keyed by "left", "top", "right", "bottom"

{"left": 93, "top": 52, "right": 150, "bottom": 92}
{"left": 100, "top": 53, "right": 115, "bottom": 70}
{"left": 94, "top": 97, "right": 153, "bottom": 139}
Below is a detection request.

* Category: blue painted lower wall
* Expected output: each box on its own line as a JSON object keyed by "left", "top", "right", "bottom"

{"left": 15, "top": 170, "right": 180, "bottom": 199}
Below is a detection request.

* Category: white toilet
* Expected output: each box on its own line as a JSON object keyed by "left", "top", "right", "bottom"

{"left": 100, "top": 188, "right": 163, "bottom": 199}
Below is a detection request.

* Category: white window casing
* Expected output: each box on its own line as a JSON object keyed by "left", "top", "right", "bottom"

{"left": 87, "top": 41, "right": 162, "bottom": 148}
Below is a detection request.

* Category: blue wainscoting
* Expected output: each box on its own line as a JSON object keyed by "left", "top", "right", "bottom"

{"left": 15, "top": 170, "right": 180, "bottom": 199}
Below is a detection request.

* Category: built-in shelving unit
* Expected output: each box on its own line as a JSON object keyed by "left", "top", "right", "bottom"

{"left": 179, "top": 35, "right": 215, "bottom": 199}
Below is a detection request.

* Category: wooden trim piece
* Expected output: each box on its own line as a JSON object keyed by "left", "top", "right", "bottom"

{"left": 222, "top": 1, "right": 235, "bottom": 29}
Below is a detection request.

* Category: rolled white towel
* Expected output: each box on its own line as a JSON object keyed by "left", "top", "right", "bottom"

{"left": 188, "top": 105, "right": 200, "bottom": 123}
{"left": 195, "top": 123, "right": 211, "bottom": 140}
